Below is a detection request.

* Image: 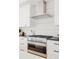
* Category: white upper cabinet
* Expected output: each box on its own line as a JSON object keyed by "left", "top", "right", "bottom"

{"left": 19, "top": 4, "right": 30, "bottom": 27}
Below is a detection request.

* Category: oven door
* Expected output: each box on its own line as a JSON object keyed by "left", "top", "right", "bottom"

{"left": 28, "top": 43, "right": 47, "bottom": 58}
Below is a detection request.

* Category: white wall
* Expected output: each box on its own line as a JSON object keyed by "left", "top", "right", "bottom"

{"left": 31, "top": 17, "right": 59, "bottom": 36}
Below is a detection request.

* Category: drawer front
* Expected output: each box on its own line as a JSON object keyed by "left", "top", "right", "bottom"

{"left": 19, "top": 46, "right": 26, "bottom": 52}
{"left": 47, "top": 40, "right": 59, "bottom": 45}
{"left": 19, "top": 37, "right": 27, "bottom": 44}
{"left": 19, "top": 37, "right": 25, "bottom": 40}
{"left": 20, "top": 43, "right": 25, "bottom": 45}
{"left": 47, "top": 45, "right": 59, "bottom": 55}
{"left": 19, "top": 40, "right": 26, "bottom": 43}
{"left": 47, "top": 40, "right": 59, "bottom": 51}
{"left": 50, "top": 43, "right": 59, "bottom": 51}
{"left": 47, "top": 52, "right": 59, "bottom": 59}
{"left": 52, "top": 50, "right": 59, "bottom": 59}
{"left": 19, "top": 37, "right": 27, "bottom": 52}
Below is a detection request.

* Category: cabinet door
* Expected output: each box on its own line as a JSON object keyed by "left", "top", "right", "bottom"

{"left": 19, "top": 4, "right": 30, "bottom": 27}
{"left": 47, "top": 40, "right": 59, "bottom": 59}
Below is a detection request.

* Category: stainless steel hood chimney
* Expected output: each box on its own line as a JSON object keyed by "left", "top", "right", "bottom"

{"left": 30, "top": 0, "right": 53, "bottom": 19}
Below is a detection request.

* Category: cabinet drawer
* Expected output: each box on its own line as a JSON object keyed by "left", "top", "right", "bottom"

{"left": 47, "top": 49, "right": 59, "bottom": 59}
{"left": 50, "top": 44, "right": 59, "bottom": 51}
{"left": 52, "top": 53, "right": 59, "bottom": 59}
{"left": 47, "top": 46, "right": 59, "bottom": 55}
{"left": 20, "top": 43, "right": 25, "bottom": 45}
{"left": 19, "top": 40, "right": 25, "bottom": 43}
{"left": 19, "top": 46, "right": 26, "bottom": 52}
{"left": 19, "top": 37, "right": 27, "bottom": 43}
{"left": 19, "top": 37, "right": 25, "bottom": 40}
{"left": 47, "top": 40, "right": 59, "bottom": 45}
{"left": 47, "top": 40, "right": 59, "bottom": 51}
{"left": 47, "top": 51, "right": 59, "bottom": 59}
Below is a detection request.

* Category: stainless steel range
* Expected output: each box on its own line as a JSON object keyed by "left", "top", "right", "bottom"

{"left": 27, "top": 35, "right": 52, "bottom": 58}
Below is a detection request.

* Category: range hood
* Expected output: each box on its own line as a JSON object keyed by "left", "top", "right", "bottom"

{"left": 30, "top": 0, "right": 52, "bottom": 19}
{"left": 31, "top": 14, "right": 52, "bottom": 19}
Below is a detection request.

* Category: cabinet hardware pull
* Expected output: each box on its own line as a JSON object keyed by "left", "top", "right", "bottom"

{"left": 54, "top": 50, "right": 59, "bottom": 53}
{"left": 20, "top": 49, "right": 24, "bottom": 51}
{"left": 54, "top": 43, "right": 59, "bottom": 45}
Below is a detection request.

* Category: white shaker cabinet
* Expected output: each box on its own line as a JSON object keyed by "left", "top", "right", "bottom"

{"left": 19, "top": 4, "right": 30, "bottom": 27}
{"left": 47, "top": 40, "right": 59, "bottom": 59}
{"left": 19, "top": 37, "right": 27, "bottom": 52}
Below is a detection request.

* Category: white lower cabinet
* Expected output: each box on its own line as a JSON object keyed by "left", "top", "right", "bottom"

{"left": 47, "top": 40, "right": 59, "bottom": 59}
{"left": 19, "top": 37, "right": 27, "bottom": 52}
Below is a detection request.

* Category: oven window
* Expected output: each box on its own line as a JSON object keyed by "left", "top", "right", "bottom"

{"left": 28, "top": 44, "right": 46, "bottom": 54}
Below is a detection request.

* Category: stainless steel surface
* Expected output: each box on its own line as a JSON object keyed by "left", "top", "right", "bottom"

{"left": 27, "top": 36, "right": 47, "bottom": 58}
{"left": 28, "top": 50, "right": 47, "bottom": 58}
